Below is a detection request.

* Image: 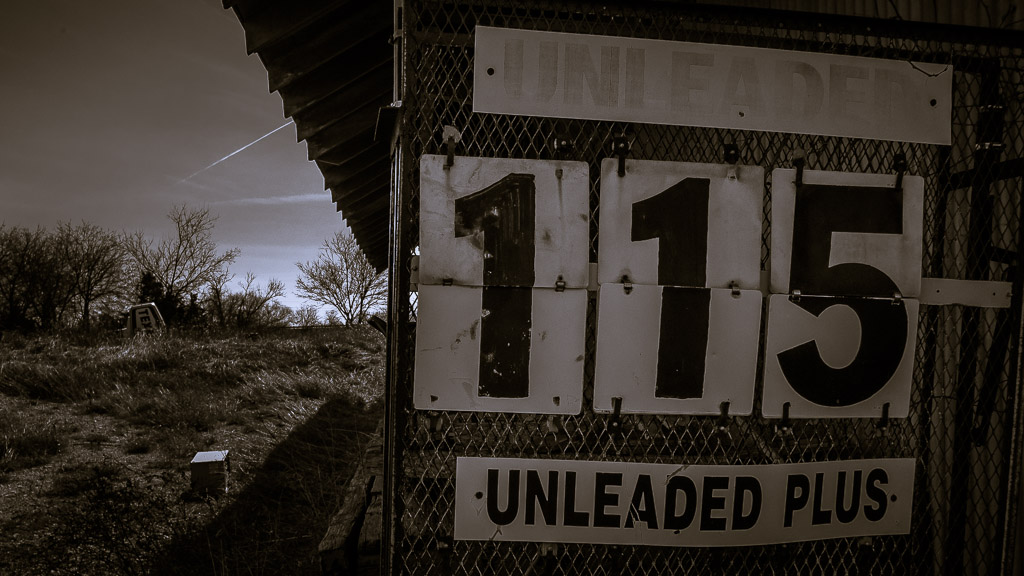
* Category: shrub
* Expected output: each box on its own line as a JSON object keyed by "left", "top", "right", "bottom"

{"left": 44, "top": 463, "right": 206, "bottom": 576}
{"left": 0, "top": 408, "right": 73, "bottom": 475}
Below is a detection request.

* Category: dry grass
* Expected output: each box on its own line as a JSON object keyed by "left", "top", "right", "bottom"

{"left": 0, "top": 326, "right": 384, "bottom": 575}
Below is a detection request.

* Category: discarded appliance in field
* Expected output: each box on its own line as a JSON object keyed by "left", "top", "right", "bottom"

{"left": 190, "top": 450, "right": 230, "bottom": 494}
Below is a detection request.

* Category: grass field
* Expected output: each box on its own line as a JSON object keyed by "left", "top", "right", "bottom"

{"left": 0, "top": 327, "right": 384, "bottom": 575}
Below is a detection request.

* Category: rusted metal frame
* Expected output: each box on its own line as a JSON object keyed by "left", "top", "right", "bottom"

{"left": 384, "top": 1, "right": 417, "bottom": 573}
{"left": 944, "top": 59, "right": 1004, "bottom": 576}
{"left": 996, "top": 112, "right": 1024, "bottom": 576}
{"left": 998, "top": 184, "right": 1024, "bottom": 576}
{"left": 916, "top": 143, "right": 952, "bottom": 576}
{"left": 422, "top": 0, "right": 1024, "bottom": 47}
{"left": 948, "top": 158, "right": 1024, "bottom": 191}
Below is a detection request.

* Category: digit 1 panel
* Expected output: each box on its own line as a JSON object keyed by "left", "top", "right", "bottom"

{"left": 770, "top": 168, "right": 924, "bottom": 298}
{"left": 414, "top": 284, "right": 586, "bottom": 414}
{"left": 594, "top": 284, "right": 762, "bottom": 415}
{"left": 762, "top": 293, "right": 918, "bottom": 418}
{"left": 597, "top": 158, "right": 763, "bottom": 289}
{"left": 418, "top": 155, "right": 590, "bottom": 289}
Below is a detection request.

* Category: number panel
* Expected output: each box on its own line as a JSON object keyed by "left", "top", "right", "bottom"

{"left": 598, "top": 158, "right": 763, "bottom": 289}
{"left": 770, "top": 168, "right": 924, "bottom": 298}
{"left": 762, "top": 294, "right": 919, "bottom": 418}
{"left": 419, "top": 155, "right": 590, "bottom": 288}
{"left": 414, "top": 285, "right": 586, "bottom": 414}
{"left": 594, "top": 284, "right": 762, "bottom": 415}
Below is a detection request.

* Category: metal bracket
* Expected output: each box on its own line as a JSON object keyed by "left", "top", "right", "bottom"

{"left": 892, "top": 152, "right": 907, "bottom": 194}
{"left": 608, "top": 396, "right": 624, "bottom": 436}
{"left": 553, "top": 136, "right": 574, "bottom": 157}
{"left": 410, "top": 255, "right": 420, "bottom": 293}
{"left": 775, "top": 401, "right": 794, "bottom": 437}
{"left": 622, "top": 275, "right": 633, "bottom": 295}
{"left": 612, "top": 135, "right": 630, "bottom": 177}
{"left": 729, "top": 281, "right": 741, "bottom": 298}
{"left": 877, "top": 402, "right": 891, "bottom": 432}
{"left": 792, "top": 149, "right": 806, "bottom": 187}
{"left": 539, "top": 543, "right": 559, "bottom": 576}
{"left": 555, "top": 275, "right": 566, "bottom": 292}
{"left": 715, "top": 401, "right": 733, "bottom": 444}
{"left": 788, "top": 289, "right": 801, "bottom": 303}
{"left": 724, "top": 143, "right": 740, "bottom": 180}
{"left": 891, "top": 291, "right": 903, "bottom": 306}
{"left": 442, "top": 125, "right": 462, "bottom": 169}
{"left": 724, "top": 142, "right": 740, "bottom": 164}
{"left": 426, "top": 411, "right": 448, "bottom": 446}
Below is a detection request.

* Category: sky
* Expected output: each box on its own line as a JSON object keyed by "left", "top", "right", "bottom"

{"left": 0, "top": 0, "right": 346, "bottom": 312}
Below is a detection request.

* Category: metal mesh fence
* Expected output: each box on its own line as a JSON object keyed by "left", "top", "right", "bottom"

{"left": 387, "top": 2, "right": 1024, "bottom": 574}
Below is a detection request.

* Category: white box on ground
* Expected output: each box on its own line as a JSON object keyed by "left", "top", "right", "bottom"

{"left": 191, "top": 450, "right": 230, "bottom": 493}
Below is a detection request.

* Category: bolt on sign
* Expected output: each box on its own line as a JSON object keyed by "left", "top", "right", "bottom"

{"left": 473, "top": 26, "right": 952, "bottom": 145}
{"left": 594, "top": 159, "right": 763, "bottom": 415}
{"left": 454, "top": 457, "right": 915, "bottom": 546}
{"left": 763, "top": 168, "right": 924, "bottom": 419}
{"left": 415, "top": 155, "right": 589, "bottom": 413}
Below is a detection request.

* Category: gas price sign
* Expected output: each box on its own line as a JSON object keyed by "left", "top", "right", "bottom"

{"left": 415, "top": 154, "right": 927, "bottom": 420}
{"left": 763, "top": 168, "right": 924, "bottom": 418}
{"left": 595, "top": 159, "right": 763, "bottom": 415}
{"left": 455, "top": 457, "right": 915, "bottom": 546}
{"left": 415, "top": 155, "right": 590, "bottom": 413}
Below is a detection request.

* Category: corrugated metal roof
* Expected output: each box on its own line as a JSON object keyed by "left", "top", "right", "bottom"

{"left": 223, "top": 0, "right": 394, "bottom": 272}
{"left": 223, "top": 0, "right": 1021, "bottom": 273}
{"left": 693, "top": 0, "right": 1024, "bottom": 29}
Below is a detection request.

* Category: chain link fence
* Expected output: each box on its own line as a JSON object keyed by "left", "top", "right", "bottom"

{"left": 386, "top": 2, "right": 1024, "bottom": 574}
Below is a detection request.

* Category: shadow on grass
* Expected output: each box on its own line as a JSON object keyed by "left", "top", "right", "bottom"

{"left": 154, "top": 395, "right": 381, "bottom": 576}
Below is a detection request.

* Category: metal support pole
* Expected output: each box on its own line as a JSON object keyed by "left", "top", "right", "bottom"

{"left": 944, "top": 60, "right": 1003, "bottom": 576}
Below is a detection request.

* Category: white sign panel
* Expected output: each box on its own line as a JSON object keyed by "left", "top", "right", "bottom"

{"left": 474, "top": 26, "right": 952, "bottom": 145}
{"left": 419, "top": 154, "right": 590, "bottom": 288}
{"left": 762, "top": 294, "right": 919, "bottom": 418}
{"left": 770, "top": 168, "right": 924, "bottom": 298}
{"left": 414, "top": 285, "right": 586, "bottom": 413}
{"left": 594, "top": 285, "right": 761, "bottom": 415}
{"left": 598, "top": 159, "right": 763, "bottom": 289}
{"left": 455, "top": 457, "right": 915, "bottom": 546}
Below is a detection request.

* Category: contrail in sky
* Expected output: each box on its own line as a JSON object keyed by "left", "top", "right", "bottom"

{"left": 177, "top": 120, "right": 294, "bottom": 185}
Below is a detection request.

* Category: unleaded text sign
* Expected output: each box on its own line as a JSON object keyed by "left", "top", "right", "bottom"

{"left": 455, "top": 457, "right": 914, "bottom": 547}
{"left": 474, "top": 26, "right": 951, "bottom": 145}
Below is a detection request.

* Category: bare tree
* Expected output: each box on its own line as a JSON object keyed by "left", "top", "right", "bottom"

{"left": 293, "top": 304, "right": 321, "bottom": 327}
{"left": 0, "top": 224, "right": 73, "bottom": 331}
{"left": 324, "top": 309, "right": 343, "bottom": 326}
{"left": 204, "top": 269, "right": 235, "bottom": 328}
{"left": 227, "top": 272, "right": 286, "bottom": 328}
{"left": 204, "top": 272, "right": 286, "bottom": 329}
{"left": 123, "top": 205, "right": 239, "bottom": 323}
{"left": 259, "top": 300, "right": 293, "bottom": 328}
{"left": 55, "top": 222, "right": 129, "bottom": 331}
{"left": 296, "top": 231, "right": 386, "bottom": 325}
